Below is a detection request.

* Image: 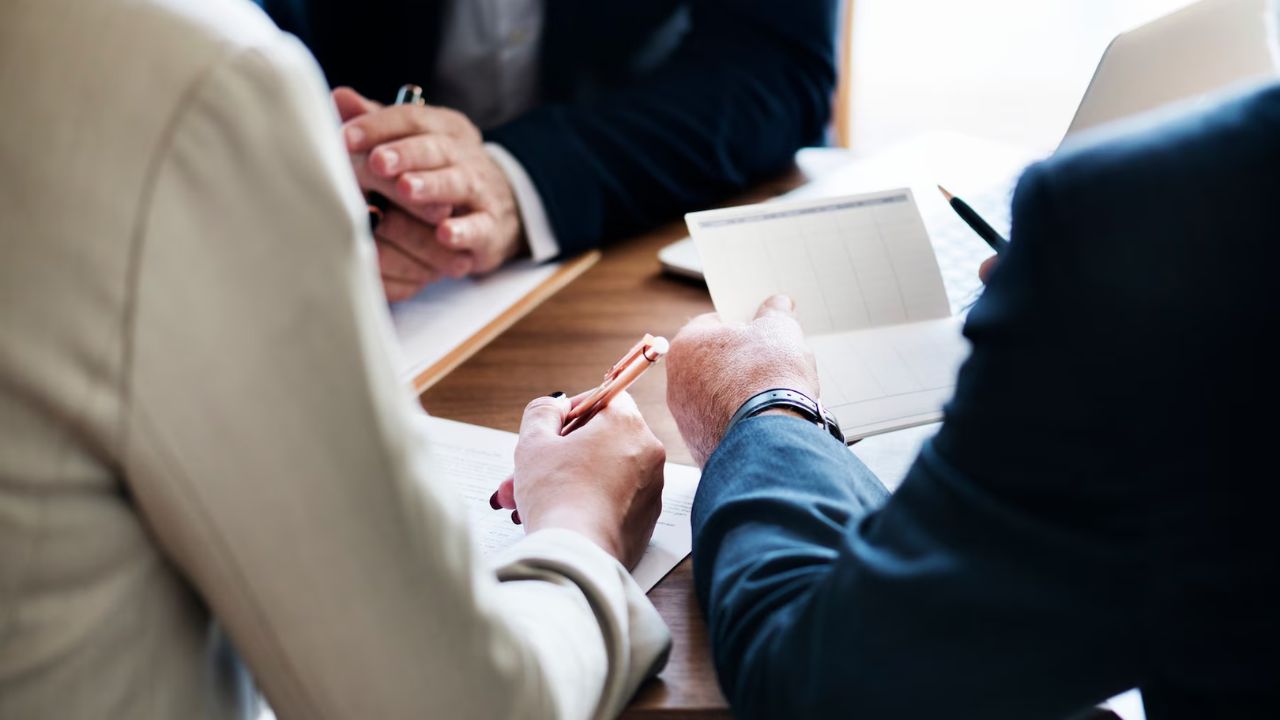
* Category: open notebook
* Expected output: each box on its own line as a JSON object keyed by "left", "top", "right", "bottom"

{"left": 686, "top": 189, "right": 968, "bottom": 441}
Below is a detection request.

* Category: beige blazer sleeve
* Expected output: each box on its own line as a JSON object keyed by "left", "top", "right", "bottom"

{"left": 119, "top": 35, "right": 668, "bottom": 720}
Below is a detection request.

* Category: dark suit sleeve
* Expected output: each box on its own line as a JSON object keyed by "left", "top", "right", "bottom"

{"left": 485, "top": 0, "right": 837, "bottom": 256}
{"left": 692, "top": 166, "right": 1145, "bottom": 719}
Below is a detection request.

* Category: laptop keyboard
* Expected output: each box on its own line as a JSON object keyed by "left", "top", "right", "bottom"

{"left": 925, "top": 180, "right": 1016, "bottom": 314}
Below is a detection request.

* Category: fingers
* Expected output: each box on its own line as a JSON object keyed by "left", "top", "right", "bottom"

{"left": 368, "top": 134, "right": 453, "bottom": 178}
{"left": 404, "top": 201, "right": 454, "bottom": 227}
{"left": 343, "top": 105, "right": 474, "bottom": 153}
{"left": 572, "top": 390, "right": 648, "bottom": 439}
{"left": 978, "top": 255, "right": 999, "bottom": 284}
{"left": 438, "top": 212, "right": 496, "bottom": 253}
{"left": 597, "top": 388, "right": 641, "bottom": 417}
{"left": 752, "top": 294, "right": 807, "bottom": 346}
{"left": 589, "top": 392, "right": 667, "bottom": 473}
{"left": 376, "top": 240, "right": 439, "bottom": 298}
{"left": 382, "top": 276, "right": 426, "bottom": 303}
{"left": 489, "top": 477, "right": 520, "bottom": 526}
{"left": 754, "top": 294, "right": 796, "bottom": 320}
{"left": 682, "top": 311, "right": 723, "bottom": 331}
{"left": 398, "top": 167, "right": 473, "bottom": 206}
{"left": 349, "top": 158, "right": 454, "bottom": 225}
{"left": 440, "top": 209, "right": 523, "bottom": 275}
{"left": 519, "top": 394, "right": 572, "bottom": 443}
{"left": 566, "top": 388, "right": 595, "bottom": 412}
{"left": 493, "top": 476, "right": 516, "bottom": 510}
{"left": 378, "top": 208, "right": 474, "bottom": 278}
{"left": 332, "top": 86, "right": 381, "bottom": 123}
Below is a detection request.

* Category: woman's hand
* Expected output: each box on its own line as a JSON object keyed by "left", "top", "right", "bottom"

{"left": 492, "top": 391, "right": 665, "bottom": 569}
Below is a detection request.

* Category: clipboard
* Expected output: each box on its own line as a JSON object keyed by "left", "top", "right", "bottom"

{"left": 392, "top": 251, "right": 601, "bottom": 393}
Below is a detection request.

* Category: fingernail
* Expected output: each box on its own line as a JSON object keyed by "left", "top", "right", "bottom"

{"left": 488, "top": 491, "right": 500, "bottom": 510}
{"left": 548, "top": 391, "right": 566, "bottom": 398}
{"left": 344, "top": 125, "right": 364, "bottom": 149}
{"left": 376, "top": 148, "right": 399, "bottom": 173}
{"left": 511, "top": 510, "right": 522, "bottom": 525}
{"left": 406, "top": 176, "right": 424, "bottom": 196}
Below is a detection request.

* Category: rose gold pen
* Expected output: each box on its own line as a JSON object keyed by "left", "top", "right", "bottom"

{"left": 561, "top": 334, "right": 670, "bottom": 435}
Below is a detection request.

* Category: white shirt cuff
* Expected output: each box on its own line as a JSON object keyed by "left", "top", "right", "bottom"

{"left": 485, "top": 142, "right": 561, "bottom": 262}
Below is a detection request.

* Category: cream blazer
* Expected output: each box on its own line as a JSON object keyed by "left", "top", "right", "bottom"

{"left": 0, "top": 1, "right": 669, "bottom": 718}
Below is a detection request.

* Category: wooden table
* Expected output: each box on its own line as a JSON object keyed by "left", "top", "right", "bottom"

{"left": 420, "top": 169, "right": 808, "bottom": 718}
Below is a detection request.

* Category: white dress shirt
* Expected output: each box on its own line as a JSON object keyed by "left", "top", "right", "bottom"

{"left": 434, "top": 0, "right": 562, "bottom": 261}
{"left": 433, "top": 0, "right": 544, "bottom": 130}
{"left": 0, "top": 0, "right": 668, "bottom": 718}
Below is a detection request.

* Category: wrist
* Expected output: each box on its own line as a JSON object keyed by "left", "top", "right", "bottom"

{"left": 527, "top": 508, "right": 624, "bottom": 562}
{"left": 723, "top": 387, "right": 843, "bottom": 445}
{"left": 718, "top": 379, "right": 815, "bottom": 432}
{"left": 484, "top": 142, "right": 560, "bottom": 262}
{"left": 757, "top": 407, "right": 811, "bottom": 421}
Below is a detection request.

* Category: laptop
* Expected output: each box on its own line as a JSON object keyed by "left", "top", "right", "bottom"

{"left": 660, "top": 0, "right": 1276, "bottom": 282}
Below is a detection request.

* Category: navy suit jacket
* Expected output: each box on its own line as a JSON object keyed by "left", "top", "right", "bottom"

{"left": 258, "top": 0, "right": 837, "bottom": 256}
{"left": 693, "top": 84, "right": 1280, "bottom": 719}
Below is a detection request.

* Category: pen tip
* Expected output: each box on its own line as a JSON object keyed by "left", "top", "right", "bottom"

{"left": 937, "top": 185, "right": 954, "bottom": 202}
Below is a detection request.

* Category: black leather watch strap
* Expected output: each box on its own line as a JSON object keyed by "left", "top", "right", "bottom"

{"left": 724, "top": 388, "right": 845, "bottom": 444}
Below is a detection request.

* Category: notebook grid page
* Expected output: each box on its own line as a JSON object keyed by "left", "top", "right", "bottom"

{"left": 690, "top": 190, "right": 950, "bottom": 333}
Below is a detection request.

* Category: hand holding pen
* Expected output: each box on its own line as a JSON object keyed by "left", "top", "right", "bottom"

{"left": 333, "top": 84, "right": 479, "bottom": 301}
{"left": 493, "top": 390, "right": 665, "bottom": 568}
{"left": 489, "top": 335, "right": 670, "bottom": 551}
{"left": 366, "top": 84, "right": 430, "bottom": 231}
{"left": 335, "top": 84, "right": 452, "bottom": 232}
{"left": 938, "top": 185, "right": 1008, "bottom": 284}
{"left": 336, "top": 81, "right": 527, "bottom": 299}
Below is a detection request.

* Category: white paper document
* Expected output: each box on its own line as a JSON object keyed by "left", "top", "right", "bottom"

{"left": 390, "top": 260, "right": 563, "bottom": 386}
{"left": 418, "top": 415, "right": 699, "bottom": 592}
{"left": 848, "top": 422, "right": 940, "bottom": 492}
{"left": 686, "top": 189, "right": 970, "bottom": 441}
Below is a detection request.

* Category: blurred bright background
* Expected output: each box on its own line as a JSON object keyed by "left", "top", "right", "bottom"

{"left": 847, "top": 0, "right": 1199, "bottom": 153}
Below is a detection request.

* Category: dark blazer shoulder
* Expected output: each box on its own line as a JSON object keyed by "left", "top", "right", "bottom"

{"left": 1031, "top": 81, "right": 1280, "bottom": 211}
{"left": 1004, "top": 81, "right": 1280, "bottom": 316}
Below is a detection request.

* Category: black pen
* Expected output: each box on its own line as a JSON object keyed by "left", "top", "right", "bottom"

{"left": 938, "top": 185, "right": 1009, "bottom": 254}
{"left": 367, "top": 84, "right": 427, "bottom": 230}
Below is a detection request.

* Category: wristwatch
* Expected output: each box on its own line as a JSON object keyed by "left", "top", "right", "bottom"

{"left": 724, "top": 388, "right": 845, "bottom": 444}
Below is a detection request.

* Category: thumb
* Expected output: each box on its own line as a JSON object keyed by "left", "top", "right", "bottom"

{"left": 332, "top": 86, "right": 381, "bottom": 122}
{"left": 754, "top": 294, "right": 796, "bottom": 320}
{"left": 978, "top": 255, "right": 999, "bottom": 285}
{"left": 519, "top": 393, "right": 571, "bottom": 442}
